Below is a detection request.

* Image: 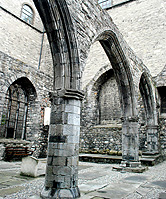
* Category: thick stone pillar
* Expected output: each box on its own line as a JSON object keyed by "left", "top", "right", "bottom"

{"left": 146, "top": 125, "right": 159, "bottom": 154}
{"left": 121, "top": 116, "right": 141, "bottom": 167}
{"left": 41, "top": 89, "right": 84, "bottom": 199}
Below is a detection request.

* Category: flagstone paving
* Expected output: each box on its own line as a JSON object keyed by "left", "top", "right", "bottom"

{"left": 0, "top": 160, "right": 165, "bottom": 198}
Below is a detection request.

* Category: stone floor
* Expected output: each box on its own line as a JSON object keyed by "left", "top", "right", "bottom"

{"left": 0, "top": 160, "right": 166, "bottom": 199}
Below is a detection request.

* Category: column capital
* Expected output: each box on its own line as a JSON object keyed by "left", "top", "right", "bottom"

{"left": 146, "top": 125, "right": 159, "bottom": 129}
{"left": 49, "top": 89, "right": 84, "bottom": 101}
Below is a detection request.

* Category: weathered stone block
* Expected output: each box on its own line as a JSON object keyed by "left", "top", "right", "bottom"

{"left": 53, "top": 148, "right": 64, "bottom": 156}
{"left": 46, "top": 165, "right": 53, "bottom": 176}
{"left": 50, "top": 112, "right": 65, "bottom": 125}
{"left": 63, "top": 124, "right": 74, "bottom": 135}
{"left": 52, "top": 156, "right": 66, "bottom": 166}
{"left": 49, "top": 124, "right": 64, "bottom": 136}
{"left": 67, "top": 113, "right": 80, "bottom": 125}
{"left": 65, "top": 104, "right": 80, "bottom": 114}
{"left": 54, "top": 175, "right": 65, "bottom": 182}
{"left": 67, "top": 135, "right": 80, "bottom": 144}
{"left": 53, "top": 166, "right": 71, "bottom": 175}
{"left": 49, "top": 135, "right": 67, "bottom": 143}
{"left": 68, "top": 99, "right": 80, "bottom": 107}
{"left": 67, "top": 156, "right": 78, "bottom": 166}
{"left": 20, "top": 156, "right": 46, "bottom": 177}
{"left": 47, "top": 156, "right": 52, "bottom": 165}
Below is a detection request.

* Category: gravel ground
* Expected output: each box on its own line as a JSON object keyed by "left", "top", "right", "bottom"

{"left": 0, "top": 161, "right": 166, "bottom": 199}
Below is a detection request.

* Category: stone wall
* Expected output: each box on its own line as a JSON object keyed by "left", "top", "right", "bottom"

{"left": 108, "top": 0, "right": 166, "bottom": 77}
{"left": 0, "top": 0, "right": 53, "bottom": 76}
{"left": 0, "top": 51, "right": 52, "bottom": 157}
{"left": 80, "top": 125, "right": 122, "bottom": 152}
{"left": 82, "top": 0, "right": 166, "bottom": 88}
{"left": 99, "top": 75, "right": 121, "bottom": 124}
{"left": 159, "top": 117, "right": 166, "bottom": 156}
{"left": 153, "top": 65, "right": 166, "bottom": 156}
{"left": 80, "top": 67, "right": 149, "bottom": 153}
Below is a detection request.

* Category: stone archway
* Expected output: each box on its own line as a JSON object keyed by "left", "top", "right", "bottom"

{"left": 34, "top": 0, "right": 83, "bottom": 198}
{"left": 96, "top": 31, "right": 139, "bottom": 166}
{"left": 34, "top": 0, "right": 80, "bottom": 91}
{"left": 139, "top": 72, "right": 159, "bottom": 154}
{"left": 33, "top": 0, "right": 149, "bottom": 198}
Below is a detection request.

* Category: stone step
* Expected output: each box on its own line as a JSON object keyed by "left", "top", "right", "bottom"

{"left": 140, "top": 154, "right": 161, "bottom": 166}
{"left": 79, "top": 153, "right": 122, "bottom": 164}
{"left": 79, "top": 153, "right": 161, "bottom": 166}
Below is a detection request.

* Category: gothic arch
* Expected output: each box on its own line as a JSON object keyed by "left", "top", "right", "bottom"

{"left": 33, "top": 0, "right": 80, "bottom": 90}
{"left": 139, "top": 72, "right": 157, "bottom": 124}
{"left": 33, "top": 1, "right": 143, "bottom": 197}
{"left": 93, "top": 31, "right": 140, "bottom": 163}
{"left": 139, "top": 72, "right": 159, "bottom": 153}
{"left": 95, "top": 31, "right": 137, "bottom": 118}
{"left": 34, "top": 1, "right": 83, "bottom": 197}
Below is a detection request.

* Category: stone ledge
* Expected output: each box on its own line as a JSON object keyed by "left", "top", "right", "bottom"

{"left": 91, "top": 124, "right": 122, "bottom": 129}
{"left": 0, "top": 138, "right": 31, "bottom": 145}
{"left": 112, "top": 166, "right": 148, "bottom": 173}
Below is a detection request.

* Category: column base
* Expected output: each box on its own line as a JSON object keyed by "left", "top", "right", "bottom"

{"left": 142, "top": 151, "right": 159, "bottom": 155}
{"left": 41, "top": 187, "right": 80, "bottom": 199}
{"left": 113, "top": 161, "right": 147, "bottom": 173}
{"left": 120, "top": 161, "right": 141, "bottom": 168}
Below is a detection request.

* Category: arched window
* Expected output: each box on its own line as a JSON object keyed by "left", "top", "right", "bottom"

{"left": 2, "top": 84, "right": 28, "bottom": 139}
{"left": 0, "top": 77, "right": 37, "bottom": 139}
{"left": 98, "top": 0, "right": 112, "bottom": 9}
{"left": 21, "top": 4, "right": 34, "bottom": 24}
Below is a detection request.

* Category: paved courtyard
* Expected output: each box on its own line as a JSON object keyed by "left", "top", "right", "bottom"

{"left": 0, "top": 160, "right": 166, "bottom": 199}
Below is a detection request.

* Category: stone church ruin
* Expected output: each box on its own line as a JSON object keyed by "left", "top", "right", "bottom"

{"left": 0, "top": 0, "right": 166, "bottom": 198}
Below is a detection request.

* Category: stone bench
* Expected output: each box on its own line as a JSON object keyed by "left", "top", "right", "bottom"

{"left": 20, "top": 156, "right": 46, "bottom": 177}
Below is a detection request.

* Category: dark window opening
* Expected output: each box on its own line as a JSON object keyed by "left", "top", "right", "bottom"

{"left": 1, "top": 84, "right": 28, "bottom": 139}
{"left": 158, "top": 87, "right": 166, "bottom": 114}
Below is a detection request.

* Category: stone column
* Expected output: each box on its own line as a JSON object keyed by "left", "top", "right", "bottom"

{"left": 121, "top": 116, "right": 141, "bottom": 167}
{"left": 41, "top": 89, "right": 84, "bottom": 199}
{"left": 146, "top": 125, "right": 159, "bottom": 154}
